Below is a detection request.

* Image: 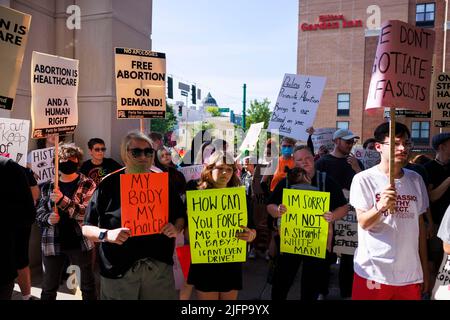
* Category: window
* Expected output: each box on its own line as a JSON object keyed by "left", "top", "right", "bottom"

{"left": 336, "top": 121, "right": 349, "bottom": 130}
{"left": 337, "top": 93, "right": 350, "bottom": 116}
{"left": 411, "top": 121, "right": 430, "bottom": 145}
{"left": 416, "top": 3, "right": 435, "bottom": 27}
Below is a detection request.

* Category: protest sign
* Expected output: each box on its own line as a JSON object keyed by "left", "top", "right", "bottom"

{"left": 0, "top": 117, "right": 29, "bottom": 166}
{"left": 280, "top": 189, "right": 330, "bottom": 259}
{"left": 434, "top": 73, "right": 450, "bottom": 128}
{"left": 31, "top": 52, "right": 79, "bottom": 138}
{"left": 239, "top": 122, "right": 264, "bottom": 152}
{"left": 0, "top": 6, "right": 31, "bottom": 110}
{"left": 30, "top": 147, "right": 55, "bottom": 184}
{"left": 115, "top": 47, "right": 166, "bottom": 119}
{"left": 120, "top": 172, "right": 169, "bottom": 237}
{"left": 186, "top": 187, "right": 247, "bottom": 264}
{"left": 178, "top": 164, "right": 203, "bottom": 182}
{"left": 268, "top": 74, "right": 326, "bottom": 141}
{"left": 431, "top": 253, "right": 450, "bottom": 300}
{"left": 311, "top": 128, "right": 335, "bottom": 153}
{"left": 333, "top": 190, "right": 358, "bottom": 255}
{"left": 366, "top": 20, "right": 435, "bottom": 112}
{"left": 353, "top": 146, "right": 381, "bottom": 170}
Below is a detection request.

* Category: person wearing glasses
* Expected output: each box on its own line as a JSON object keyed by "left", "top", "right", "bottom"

{"left": 314, "top": 128, "right": 364, "bottom": 299}
{"left": 80, "top": 138, "right": 122, "bottom": 186}
{"left": 349, "top": 122, "right": 429, "bottom": 300}
{"left": 186, "top": 151, "right": 256, "bottom": 300}
{"left": 82, "top": 131, "right": 185, "bottom": 300}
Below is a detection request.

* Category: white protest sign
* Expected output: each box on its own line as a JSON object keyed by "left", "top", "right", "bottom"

{"left": 268, "top": 74, "right": 326, "bottom": 141}
{"left": 353, "top": 146, "right": 380, "bottom": 170}
{"left": 115, "top": 47, "right": 166, "bottom": 119}
{"left": 239, "top": 122, "right": 264, "bottom": 152}
{"left": 0, "top": 117, "right": 29, "bottom": 166}
{"left": 311, "top": 128, "right": 335, "bottom": 153}
{"left": 432, "top": 253, "right": 450, "bottom": 300}
{"left": 434, "top": 73, "right": 450, "bottom": 128}
{"left": 30, "top": 147, "right": 55, "bottom": 184}
{"left": 0, "top": 5, "right": 31, "bottom": 110}
{"left": 333, "top": 189, "right": 358, "bottom": 255}
{"left": 178, "top": 164, "right": 203, "bottom": 182}
{"left": 31, "top": 51, "right": 79, "bottom": 138}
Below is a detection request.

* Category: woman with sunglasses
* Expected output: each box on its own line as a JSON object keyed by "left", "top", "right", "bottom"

{"left": 82, "top": 131, "right": 185, "bottom": 300}
{"left": 186, "top": 151, "right": 256, "bottom": 300}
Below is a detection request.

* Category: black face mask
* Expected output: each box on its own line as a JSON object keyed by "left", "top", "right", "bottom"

{"left": 59, "top": 160, "right": 78, "bottom": 174}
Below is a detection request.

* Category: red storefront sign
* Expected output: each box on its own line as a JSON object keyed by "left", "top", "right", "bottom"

{"left": 301, "top": 14, "right": 363, "bottom": 31}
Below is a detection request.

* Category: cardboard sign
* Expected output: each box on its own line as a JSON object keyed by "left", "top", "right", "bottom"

{"left": 120, "top": 172, "right": 169, "bottom": 237}
{"left": 115, "top": 47, "right": 166, "bottom": 119}
{"left": 366, "top": 20, "right": 435, "bottom": 112}
{"left": 434, "top": 73, "right": 450, "bottom": 128}
{"left": 186, "top": 187, "right": 247, "bottom": 264}
{"left": 432, "top": 253, "right": 450, "bottom": 300}
{"left": 333, "top": 190, "right": 358, "bottom": 255}
{"left": 353, "top": 146, "right": 381, "bottom": 169}
{"left": 280, "top": 189, "right": 330, "bottom": 259}
{"left": 30, "top": 147, "right": 55, "bottom": 184}
{"left": 178, "top": 164, "right": 203, "bottom": 182}
{"left": 0, "top": 117, "right": 29, "bottom": 166}
{"left": 0, "top": 6, "right": 31, "bottom": 110}
{"left": 311, "top": 128, "right": 336, "bottom": 153}
{"left": 31, "top": 51, "right": 79, "bottom": 138}
{"left": 239, "top": 122, "right": 264, "bottom": 152}
{"left": 268, "top": 74, "right": 326, "bottom": 141}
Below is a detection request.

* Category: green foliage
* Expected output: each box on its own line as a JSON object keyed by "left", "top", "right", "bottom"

{"left": 206, "top": 106, "right": 221, "bottom": 117}
{"left": 246, "top": 98, "right": 271, "bottom": 130}
{"left": 150, "top": 103, "right": 177, "bottom": 133}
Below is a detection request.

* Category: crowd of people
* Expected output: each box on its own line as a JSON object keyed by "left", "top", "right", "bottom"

{"left": 1, "top": 124, "right": 450, "bottom": 300}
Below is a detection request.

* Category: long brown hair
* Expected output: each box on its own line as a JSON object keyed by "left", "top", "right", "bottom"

{"left": 198, "top": 151, "right": 241, "bottom": 189}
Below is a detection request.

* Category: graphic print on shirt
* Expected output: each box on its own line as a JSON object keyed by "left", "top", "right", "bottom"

{"left": 375, "top": 193, "right": 418, "bottom": 219}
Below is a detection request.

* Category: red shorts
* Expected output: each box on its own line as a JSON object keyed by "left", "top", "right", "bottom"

{"left": 352, "top": 273, "right": 421, "bottom": 300}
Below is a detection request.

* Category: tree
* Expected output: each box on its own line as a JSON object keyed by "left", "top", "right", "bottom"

{"left": 206, "top": 106, "right": 221, "bottom": 117}
{"left": 246, "top": 98, "right": 271, "bottom": 130}
{"left": 150, "top": 103, "right": 177, "bottom": 133}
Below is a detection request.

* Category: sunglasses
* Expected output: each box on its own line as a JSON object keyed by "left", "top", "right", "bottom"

{"left": 128, "top": 147, "right": 155, "bottom": 158}
{"left": 93, "top": 147, "right": 107, "bottom": 152}
{"left": 342, "top": 139, "right": 356, "bottom": 145}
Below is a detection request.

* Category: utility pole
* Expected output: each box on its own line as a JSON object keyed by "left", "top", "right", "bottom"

{"left": 242, "top": 83, "right": 246, "bottom": 130}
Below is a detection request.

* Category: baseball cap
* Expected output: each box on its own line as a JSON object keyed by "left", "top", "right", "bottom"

{"left": 332, "top": 129, "right": 360, "bottom": 141}
{"left": 432, "top": 132, "right": 450, "bottom": 151}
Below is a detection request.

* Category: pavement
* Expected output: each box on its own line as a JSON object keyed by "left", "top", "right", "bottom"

{"left": 12, "top": 250, "right": 343, "bottom": 301}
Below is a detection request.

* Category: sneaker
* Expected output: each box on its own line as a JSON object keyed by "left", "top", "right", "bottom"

{"left": 317, "top": 294, "right": 326, "bottom": 300}
{"left": 264, "top": 250, "right": 271, "bottom": 261}
{"left": 248, "top": 248, "right": 256, "bottom": 259}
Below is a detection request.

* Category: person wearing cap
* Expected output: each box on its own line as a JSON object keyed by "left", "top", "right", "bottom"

{"left": 315, "top": 128, "right": 364, "bottom": 299}
{"left": 424, "top": 132, "right": 450, "bottom": 283}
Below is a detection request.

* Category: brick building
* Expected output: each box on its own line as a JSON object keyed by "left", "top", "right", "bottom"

{"left": 298, "top": 0, "right": 450, "bottom": 152}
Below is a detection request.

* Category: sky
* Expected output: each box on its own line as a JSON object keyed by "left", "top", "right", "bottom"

{"left": 152, "top": 0, "right": 298, "bottom": 113}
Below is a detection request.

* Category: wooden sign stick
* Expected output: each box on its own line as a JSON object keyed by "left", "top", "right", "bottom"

{"left": 388, "top": 108, "right": 396, "bottom": 215}
{"left": 53, "top": 134, "right": 59, "bottom": 214}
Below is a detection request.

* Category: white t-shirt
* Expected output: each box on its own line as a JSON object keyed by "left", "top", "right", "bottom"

{"left": 437, "top": 205, "right": 450, "bottom": 245}
{"left": 350, "top": 166, "right": 429, "bottom": 286}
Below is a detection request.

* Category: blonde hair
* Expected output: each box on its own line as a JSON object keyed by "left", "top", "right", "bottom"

{"left": 198, "top": 151, "right": 241, "bottom": 189}
{"left": 120, "top": 130, "right": 153, "bottom": 164}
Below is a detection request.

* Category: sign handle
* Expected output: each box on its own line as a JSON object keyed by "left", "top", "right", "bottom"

{"left": 53, "top": 134, "right": 59, "bottom": 214}
{"left": 139, "top": 119, "right": 144, "bottom": 133}
{"left": 388, "top": 108, "right": 395, "bottom": 215}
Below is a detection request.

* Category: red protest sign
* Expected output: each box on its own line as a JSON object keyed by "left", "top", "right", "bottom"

{"left": 366, "top": 20, "right": 435, "bottom": 112}
{"left": 120, "top": 172, "right": 169, "bottom": 237}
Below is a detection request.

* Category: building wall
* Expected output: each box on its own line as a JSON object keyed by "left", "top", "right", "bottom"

{"left": 298, "top": 0, "right": 449, "bottom": 149}
{"left": 0, "top": 0, "right": 153, "bottom": 162}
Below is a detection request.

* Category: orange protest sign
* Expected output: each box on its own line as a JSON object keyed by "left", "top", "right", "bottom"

{"left": 366, "top": 20, "right": 435, "bottom": 112}
{"left": 120, "top": 172, "right": 169, "bottom": 237}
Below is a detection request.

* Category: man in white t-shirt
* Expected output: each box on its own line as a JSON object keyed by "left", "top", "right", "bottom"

{"left": 437, "top": 205, "right": 450, "bottom": 254}
{"left": 349, "top": 122, "right": 429, "bottom": 300}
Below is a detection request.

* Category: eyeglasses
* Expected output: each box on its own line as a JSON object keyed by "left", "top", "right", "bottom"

{"left": 213, "top": 166, "right": 233, "bottom": 174}
{"left": 341, "top": 139, "right": 356, "bottom": 145}
{"left": 128, "top": 147, "right": 155, "bottom": 158}
{"left": 380, "top": 141, "right": 413, "bottom": 149}
{"left": 93, "top": 147, "right": 106, "bottom": 152}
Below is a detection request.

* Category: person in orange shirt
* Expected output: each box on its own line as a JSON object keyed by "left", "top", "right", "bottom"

{"left": 269, "top": 137, "right": 296, "bottom": 191}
